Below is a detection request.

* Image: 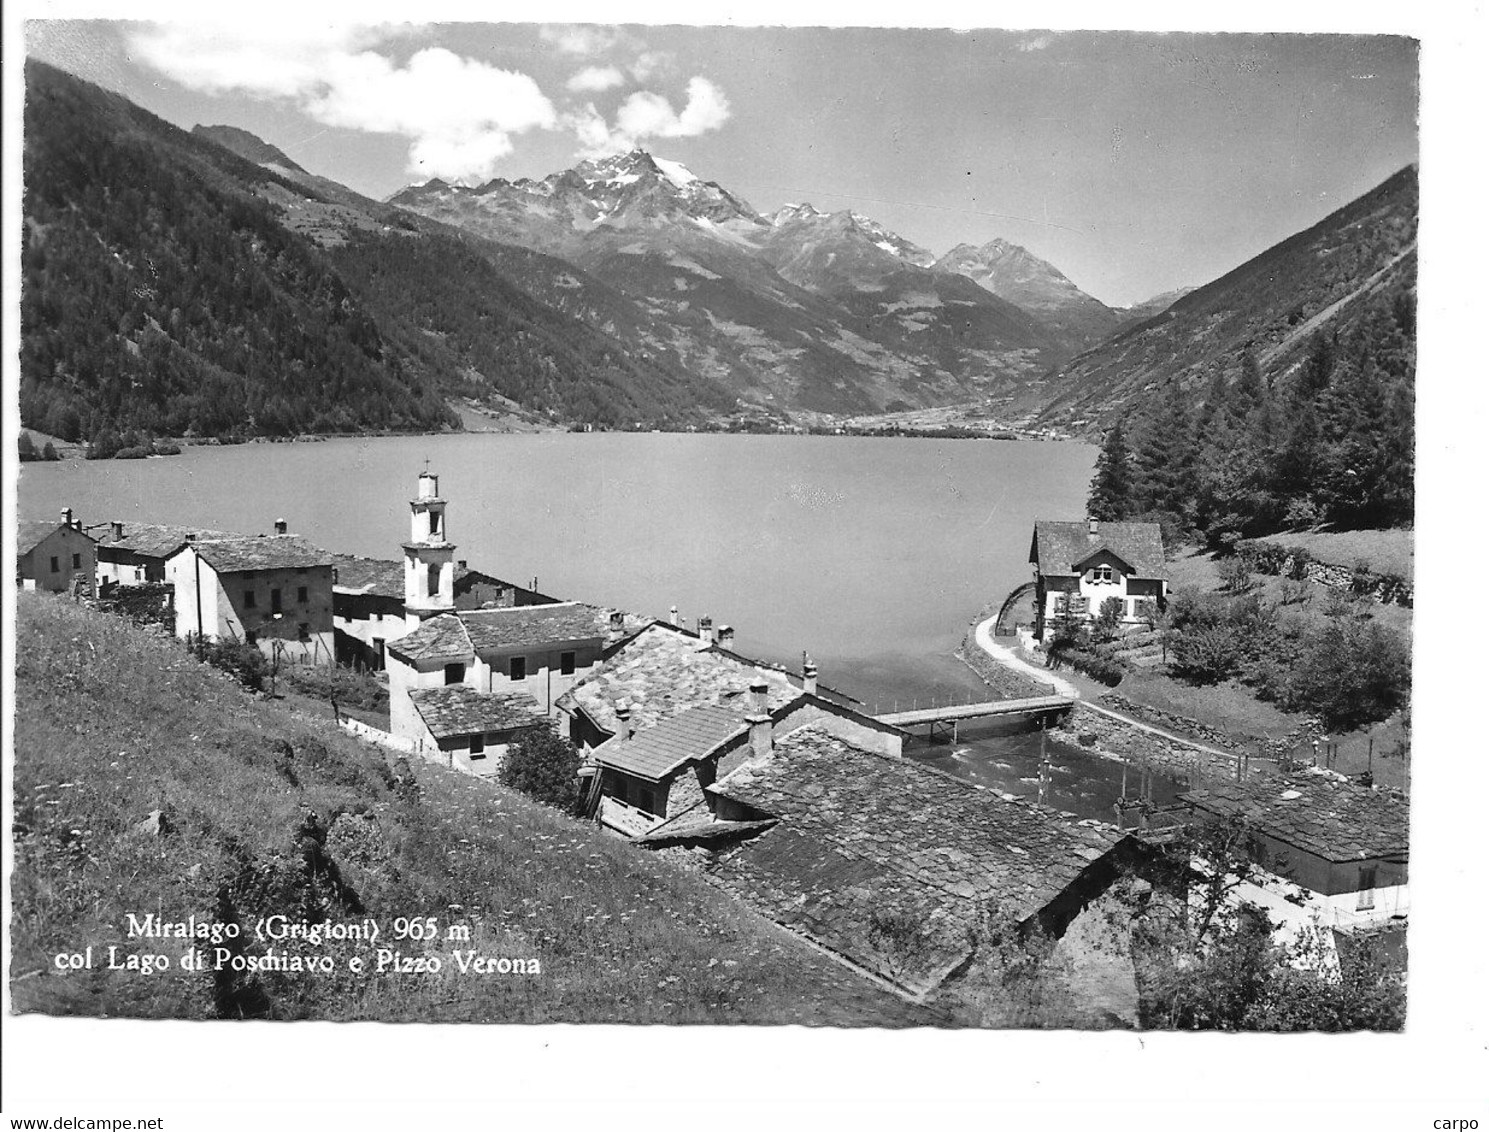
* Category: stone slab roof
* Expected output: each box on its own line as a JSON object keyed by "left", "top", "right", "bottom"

{"left": 189, "top": 535, "right": 336, "bottom": 573}
{"left": 99, "top": 522, "right": 237, "bottom": 560}
{"left": 592, "top": 703, "right": 749, "bottom": 781}
{"left": 459, "top": 602, "right": 606, "bottom": 652}
{"left": 407, "top": 685, "right": 543, "bottom": 739}
{"left": 706, "top": 725, "right": 1127, "bottom": 993}
{"left": 331, "top": 554, "right": 536, "bottom": 600}
{"left": 557, "top": 623, "right": 799, "bottom": 736}
{"left": 1031, "top": 520, "right": 1166, "bottom": 579}
{"left": 387, "top": 614, "right": 472, "bottom": 663}
{"left": 16, "top": 519, "right": 90, "bottom": 556}
{"left": 1180, "top": 769, "right": 1408, "bottom": 862}
{"left": 330, "top": 555, "right": 406, "bottom": 597}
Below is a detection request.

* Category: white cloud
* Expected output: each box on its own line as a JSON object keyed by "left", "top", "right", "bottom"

{"left": 573, "top": 77, "right": 730, "bottom": 154}
{"left": 539, "top": 24, "right": 631, "bottom": 57}
{"left": 1017, "top": 35, "right": 1053, "bottom": 52}
{"left": 126, "top": 24, "right": 555, "bottom": 184}
{"left": 566, "top": 65, "right": 627, "bottom": 93}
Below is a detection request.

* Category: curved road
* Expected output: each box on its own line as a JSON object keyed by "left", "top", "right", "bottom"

{"left": 970, "top": 613, "right": 1237, "bottom": 761}
{"left": 972, "top": 614, "right": 1078, "bottom": 697}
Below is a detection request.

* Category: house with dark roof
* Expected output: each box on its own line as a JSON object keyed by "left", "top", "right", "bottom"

{"left": 164, "top": 531, "right": 336, "bottom": 664}
{"left": 330, "top": 552, "right": 559, "bottom": 671}
{"left": 586, "top": 678, "right": 905, "bottom": 836}
{"left": 95, "top": 520, "right": 236, "bottom": 587}
{"left": 404, "top": 685, "right": 546, "bottom": 776}
{"left": 1028, "top": 518, "right": 1167, "bottom": 641}
{"left": 16, "top": 509, "right": 95, "bottom": 597}
{"left": 1177, "top": 769, "right": 1408, "bottom": 941}
{"left": 555, "top": 619, "right": 852, "bottom": 751}
{"left": 632, "top": 717, "right": 1141, "bottom": 998}
{"left": 384, "top": 602, "right": 643, "bottom": 764}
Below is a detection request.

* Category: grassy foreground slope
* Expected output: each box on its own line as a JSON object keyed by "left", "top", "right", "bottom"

{"left": 11, "top": 595, "right": 925, "bottom": 1024}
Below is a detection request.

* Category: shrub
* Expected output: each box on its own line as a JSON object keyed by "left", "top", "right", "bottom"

{"left": 1349, "top": 560, "right": 1377, "bottom": 597}
{"left": 1288, "top": 620, "right": 1411, "bottom": 730}
{"left": 41, "top": 441, "right": 59, "bottom": 461}
{"left": 1169, "top": 623, "right": 1245, "bottom": 684}
{"left": 113, "top": 446, "right": 150, "bottom": 460}
{"left": 151, "top": 441, "right": 183, "bottom": 456}
{"left": 17, "top": 431, "right": 38, "bottom": 461}
{"left": 1094, "top": 596, "right": 1124, "bottom": 640}
{"left": 499, "top": 727, "right": 584, "bottom": 814}
{"left": 1218, "top": 557, "right": 1254, "bottom": 594}
{"left": 1051, "top": 646, "right": 1125, "bottom": 686}
{"left": 191, "top": 634, "right": 269, "bottom": 692}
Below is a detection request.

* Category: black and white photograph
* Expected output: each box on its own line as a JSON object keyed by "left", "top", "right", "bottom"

{"left": 3, "top": 3, "right": 1482, "bottom": 1127}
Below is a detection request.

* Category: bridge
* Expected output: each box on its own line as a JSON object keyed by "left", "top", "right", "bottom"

{"left": 876, "top": 694, "right": 1075, "bottom": 742}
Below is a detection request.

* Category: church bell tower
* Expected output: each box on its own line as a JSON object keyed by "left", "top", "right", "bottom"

{"left": 403, "top": 470, "right": 456, "bottom": 627}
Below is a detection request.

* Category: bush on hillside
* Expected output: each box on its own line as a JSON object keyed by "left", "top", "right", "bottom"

{"left": 499, "top": 726, "right": 584, "bottom": 814}
{"left": 191, "top": 634, "right": 268, "bottom": 692}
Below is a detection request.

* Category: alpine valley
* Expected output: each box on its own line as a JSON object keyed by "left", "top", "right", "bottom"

{"left": 20, "top": 60, "right": 1416, "bottom": 445}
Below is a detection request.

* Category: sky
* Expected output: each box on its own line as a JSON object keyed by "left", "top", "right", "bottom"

{"left": 24, "top": 20, "right": 1418, "bottom": 308}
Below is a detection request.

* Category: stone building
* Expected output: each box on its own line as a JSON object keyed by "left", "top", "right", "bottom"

{"left": 331, "top": 554, "right": 559, "bottom": 671}
{"left": 635, "top": 717, "right": 1140, "bottom": 1000}
{"left": 164, "top": 531, "right": 336, "bottom": 665}
{"left": 16, "top": 509, "right": 95, "bottom": 596}
{"left": 95, "top": 521, "right": 234, "bottom": 587}
{"left": 1028, "top": 518, "right": 1167, "bottom": 641}
{"left": 1177, "top": 769, "right": 1409, "bottom": 947}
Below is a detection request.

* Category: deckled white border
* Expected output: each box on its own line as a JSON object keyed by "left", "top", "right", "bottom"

{"left": 3, "top": 3, "right": 1482, "bottom": 1128}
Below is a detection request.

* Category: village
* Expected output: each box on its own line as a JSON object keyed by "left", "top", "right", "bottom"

{"left": 15, "top": 471, "right": 1408, "bottom": 1017}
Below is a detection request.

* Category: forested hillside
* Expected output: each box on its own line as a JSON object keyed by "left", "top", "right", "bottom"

{"left": 1037, "top": 166, "right": 1417, "bottom": 435}
{"left": 19, "top": 62, "right": 734, "bottom": 443}
{"left": 1088, "top": 277, "right": 1415, "bottom": 542}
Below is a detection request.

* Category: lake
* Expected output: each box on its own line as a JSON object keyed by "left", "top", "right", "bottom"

{"left": 18, "top": 432, "right": 1181, "bottom": 818}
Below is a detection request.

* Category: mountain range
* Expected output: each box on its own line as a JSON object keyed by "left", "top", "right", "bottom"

{"left": 19, "top": 60, "right": 1415, "bottom": 443}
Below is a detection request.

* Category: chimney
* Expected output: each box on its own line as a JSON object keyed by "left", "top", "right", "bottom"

{"left": 1088, "top": 516, "right": 1099, "bottom": 536}
{"left": 718, "top": 625, "right": 735, "bottom": 648}
{"left": 274, "top": 518, "right": 288, "bottom": 535}
{"left": 110, "top": 521, "right": 124, "bottom": 542}
{"left": 609, "top": 610, "right": 625, "bottom": 634}
{"left": 697, "top": 615, "right": 713, "bottom": 642}
{"left": 615, "top": 701, "right": 632, "bottom": 742}
{"left": 458, "top": 559, "right": 468, "bottom": 570}
{"left": 746, "top": 681, "right": 773, "bottom": 759}
{"left": 803, "top": 656, "right": 818, "bottom": 696}
{"left": 669, "top": 605, "right": 680, "bottom": 627}
{"left": 60, "top": 507, "right": 73, "bottom": 528}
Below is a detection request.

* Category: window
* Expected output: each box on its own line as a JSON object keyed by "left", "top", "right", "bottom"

{"left": 50, "top": 556, "right": 59, "bottom": 573}
{"left": 243, "top": 589, "right": 257, "bottom": 609}
{"left": 1357, "top": 866, "right": 1378, "bottom": 910}
{"left": 297, "top": 622, "right": 310, "bottom": 643}
{"left": 297, "top": 586, "right": 308, "bottom": 604}
{"left": 270, "top": 588, "right": 282, "bottom": 614}
{"left": 444, "top": 663, "right": 465, "bottom": 685}
{"left": 509, "top": 656, "right": 527, "bottom": 681}
{"left": 72, "top": 553, "right": 82, "bottom": 569}
{"left": 469, "top": 734, "right": 486, "bottom": 758}
{"left": 430, "top": 511, "right": 441, "bottom": 537}
{"left": 427, "top": 562, "right": 440, "bottom": 596}
{"left": 1092, "top": 565, "right": 1114, "bottom": 583}
{"left": 245, "top": 630, "right": 258, "bottom": 646}
{"left": 560, "top": 650, "right": 576, "bottom": 676}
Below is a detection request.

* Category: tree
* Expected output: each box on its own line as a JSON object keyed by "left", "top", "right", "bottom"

{"left": 17, "top": 431, "right": 37, "bottom": 461}
{"left": 499, "top": 726, "right": 584, "bottom": 814}
{"left": 1130, "top": 816, "right": 1405, "bottom": 1031}
{"left": 41, "top": 441, "right": 60, "bottom": 461}
{"left": 1087, "top": 419, "right": 1134, "bottom": 520}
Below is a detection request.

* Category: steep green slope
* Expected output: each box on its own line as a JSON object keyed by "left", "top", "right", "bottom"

{"left": 11, "top": 594, "right": 928, "bottom": 1024}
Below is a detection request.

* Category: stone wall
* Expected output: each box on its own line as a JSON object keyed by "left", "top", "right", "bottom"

{"left": 1236, "top": 539, "right": 1413, "bottom": 608}
{"left": 1061, "top": 704, "right": 1234, "bottom": 780}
